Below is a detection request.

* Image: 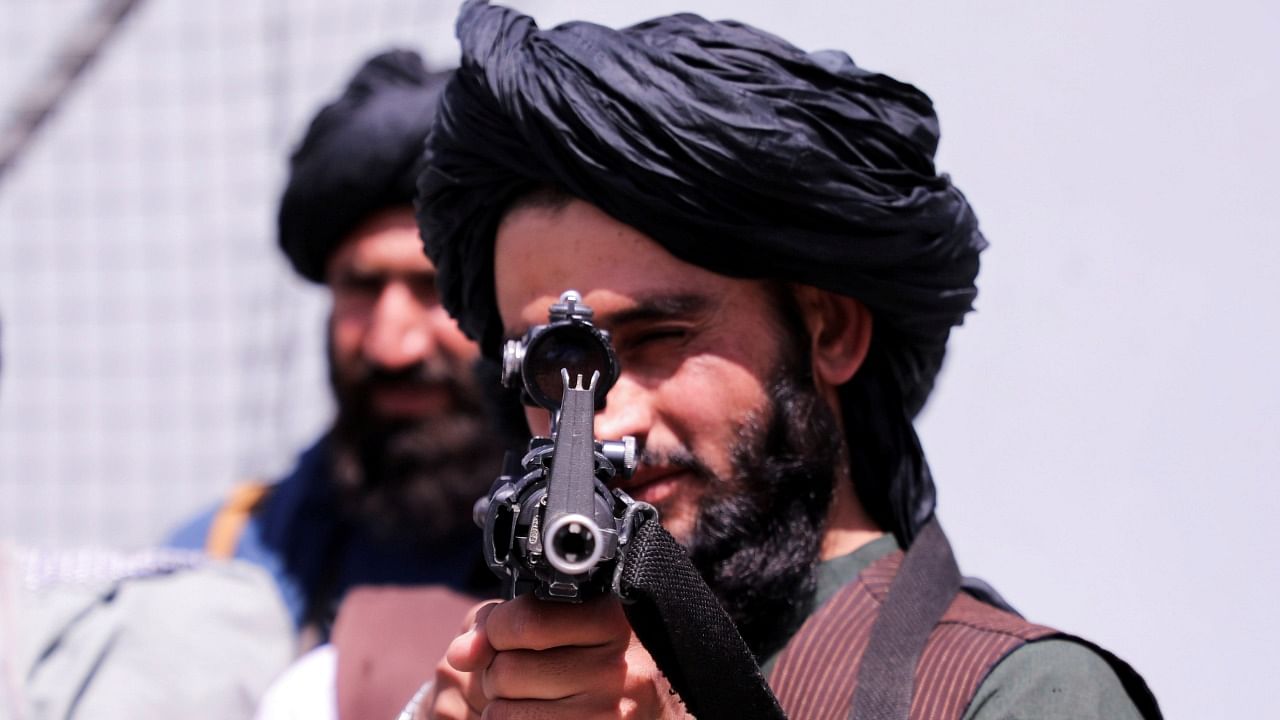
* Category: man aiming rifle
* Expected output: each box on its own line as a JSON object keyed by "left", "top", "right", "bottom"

{"left": 410, "top": 3, "right": 1162, "bottom": 718}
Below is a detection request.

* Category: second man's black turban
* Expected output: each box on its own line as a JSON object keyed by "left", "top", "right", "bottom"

{"left": 279, "top": 49, "right": 451, "bottom": 283}
{"left": 418, "top": 0, "right": 987, "bottom": 544}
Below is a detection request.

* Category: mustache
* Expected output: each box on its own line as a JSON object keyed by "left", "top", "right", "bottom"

{"left": 330, "top": 357, "right": 487, "bottom": 430}
{"left": 347, "top": 361, "right": 459, "bottom": 392}
{"left": 636, "top": 446, "right": 714, "bottom": 479}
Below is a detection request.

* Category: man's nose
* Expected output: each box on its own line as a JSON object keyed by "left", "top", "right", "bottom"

{"left": 594, "top": 373, "right": 654, "bottom": 443}
{"left": 362, "top": 282, "right": 432, "bottom": 371}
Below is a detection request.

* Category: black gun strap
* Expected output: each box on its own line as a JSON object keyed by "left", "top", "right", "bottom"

{"left": 617, "top": 518, "right": 787, "bottom": 720}
{"left": 618, "top": 514, "right": 1162, "bottom": 720}
{"left": 615, "top": 515, "right": 958, "bottom": 720}
{"left": 850, "top": 516, "right": 960, "bottom": 720}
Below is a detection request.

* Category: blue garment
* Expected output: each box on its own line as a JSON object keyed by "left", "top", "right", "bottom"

{"left": 168, "top": 435, "right": 481, "bottom": 630}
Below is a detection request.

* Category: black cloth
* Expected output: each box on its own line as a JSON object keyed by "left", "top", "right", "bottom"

{"left": 417, "top": 0, "right": 986, "bottom": 545}
{"left": 619, "top": 518, "right": 785, "bottom": 720}
{"left": 279, "top": 50, "right": 451, "bottom": 282}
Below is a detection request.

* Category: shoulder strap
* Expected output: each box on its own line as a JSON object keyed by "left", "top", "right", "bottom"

{"left": 851, "top": 516, "right": 960, "bottom": 720}
{"left": 853, "top": 519, "right": 1163, "bottom": 720}
{"left": 204, "top": 481, "right": 270, "bottom": 559}
{"left": 772, "top": 517, "right": 1163, "bottom": 720}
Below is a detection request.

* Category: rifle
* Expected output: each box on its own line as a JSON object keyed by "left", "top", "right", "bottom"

{"left": 471, "top": 290, "right": 787, "bottom": 720}
{"left": 474, "top": 290, "right": 654, "bottom": 601}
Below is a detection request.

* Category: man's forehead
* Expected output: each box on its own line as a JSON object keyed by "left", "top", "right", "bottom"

{"left": 341, "top": 247, "right": 435, "bottom": 274}
{"left": 492, "top": 198, "right": 730, "bottom": 332}
{"left": 330, "top": 227, "right": 434, "bottom": 276}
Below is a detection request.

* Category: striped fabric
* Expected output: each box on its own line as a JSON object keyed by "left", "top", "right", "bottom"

{"left": 769, "top": 551, "right": 1056, "bottom": 720}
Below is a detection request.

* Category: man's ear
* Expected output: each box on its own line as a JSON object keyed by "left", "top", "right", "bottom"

{"left": 792, "top": 285, "right": 872, "bottom": 387}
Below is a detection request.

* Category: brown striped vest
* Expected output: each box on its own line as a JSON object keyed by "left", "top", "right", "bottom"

{"left": 769, "top": 550, "right": 1056, "bottom": 720}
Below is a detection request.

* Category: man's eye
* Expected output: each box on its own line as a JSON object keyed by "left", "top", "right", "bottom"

{"left": 408, "top": 276, "right": 439, "bottom": 302}
{"left": 340, "top": 277, "right": 382, "bottom": 295}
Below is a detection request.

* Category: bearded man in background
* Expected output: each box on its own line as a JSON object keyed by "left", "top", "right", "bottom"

{"left": 170, "top": 50, "right": 507, "bottom": 641}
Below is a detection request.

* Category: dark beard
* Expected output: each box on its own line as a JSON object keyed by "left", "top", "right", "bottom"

{"left": 685, "top": 359, "right": 843, "bottom": 661}
{"left": 328, "top": 357, "right": 500, "bottom": 546}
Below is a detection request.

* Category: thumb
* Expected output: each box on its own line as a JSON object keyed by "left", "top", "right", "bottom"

{"left": 447, "top": 600, "right": 499, "bottom": 672}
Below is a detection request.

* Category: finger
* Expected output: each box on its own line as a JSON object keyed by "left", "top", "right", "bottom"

{"left": 483, "top": 645, "right": 624, "bottom": 701}
{"left": 480, "top": 696, "right": 618, "bottom": 720}
{"left": 448, "top": 602, "right": 500, "bottom": 673}
{"left": 430, "top": 685, "right": 481, "bottom": 720}
{"left": 460, "top": 599, "right": 501, "bottom": 632}
{"left": 434, "top": 654, "right": 488, "bottom": 719}
{"left": 485, "top": 594, "right": 630, "bottom": 652}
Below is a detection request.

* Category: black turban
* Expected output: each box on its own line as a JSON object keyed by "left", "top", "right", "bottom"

{"left": 279, "top": 50, "right": 451, "bottom": 283}
{"left": 418, "top": 1, "right": 987, "bottom": 546}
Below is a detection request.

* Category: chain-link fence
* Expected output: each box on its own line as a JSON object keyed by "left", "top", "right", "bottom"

{"left": 0, "top": 0, "right": 478, "bottom": 549}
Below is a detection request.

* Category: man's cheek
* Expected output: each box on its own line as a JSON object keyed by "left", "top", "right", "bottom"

{"left": 438, "top": 326, "right": 481, "bottom": 363}
{"left": 524, "top": 407, "right": 552, "bottom": 436}
{"left": 329, "top": 320, "right": 363, "bottom": 362}
{"left": 660, "top": 499, "right": 700, "bottom": 546}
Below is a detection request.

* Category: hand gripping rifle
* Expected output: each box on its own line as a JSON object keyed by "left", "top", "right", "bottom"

{"left": 472, "top": 290, "right": 786, "bottom": 720}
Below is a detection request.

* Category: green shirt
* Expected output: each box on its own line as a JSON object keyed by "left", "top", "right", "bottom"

{"left": 763, "top": 536, "right": 1143, "bottom": 720}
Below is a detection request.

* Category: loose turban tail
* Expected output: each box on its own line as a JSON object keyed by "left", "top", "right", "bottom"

{"left": 279, "top": 50, "right": 451, "bottom": 283}
{"left": 417, "top": 0, "right": 987, "bottom": 545}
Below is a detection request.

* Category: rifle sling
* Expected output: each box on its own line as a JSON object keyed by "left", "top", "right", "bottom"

{"left": 617, "top": 515, "right": 964, "bottom": 720}
{"left": 617, "top": 518, "right": 786, "bottom": 720}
